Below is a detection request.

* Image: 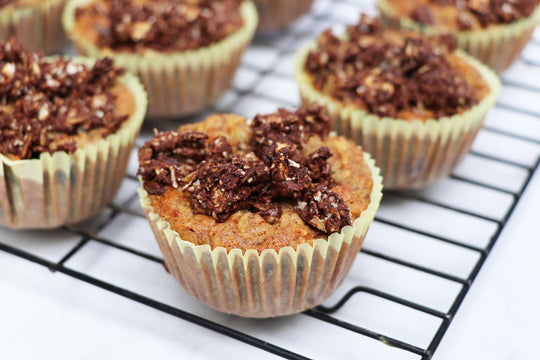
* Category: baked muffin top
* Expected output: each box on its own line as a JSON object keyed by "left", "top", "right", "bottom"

{"left": 304, "top": 14, "right": 490, "bottom": 121}
{"left": 0, "top": 39, "right": 133, "bottom": 160}
{"left": 384, "top": 0, "right": 539, "bottom": 30}
{"left": 138, "top": 107, "right": 374, "bottom": 252}
{"left": 73, "top": 0, "right": 244, "bottom": 53}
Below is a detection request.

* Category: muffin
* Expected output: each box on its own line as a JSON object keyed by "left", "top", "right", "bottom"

{"left": 137, "top": 106, "right": 382, "bottom": 317}
{"left": 295, "top": 15, "right": 500, "bottom": 190}
{"left": 0, "top": 0, "right": 68, "bottom": 53}
{"left": 254, "top": 0, "right": 314, "bottom": 33}
{"left": 63, "top": 0, "right": 258, "bottom": 119}
{"left": 377, "top": 0, "right": 540, "bottom": 73}
{"left": 0, "top": 39, "right": 147, "bottom": 229}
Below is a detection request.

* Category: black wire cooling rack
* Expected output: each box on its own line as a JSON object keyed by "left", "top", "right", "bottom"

{"left": 2, "top": 1, "right": 540, "bottom": 359}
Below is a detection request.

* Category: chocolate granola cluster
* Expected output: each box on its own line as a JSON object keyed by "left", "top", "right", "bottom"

{"left": 138, "top": 107, "right": 353, "bottom": 234}
{"left": 0, "top": 39, "right": 126, "bottom": 159}
{"left": 412, "top": 0, "right": 538, "bottom": 29}
{"left": 305, "top": 14, "right": 477, "bottom": 118}
{"left": 75, "top": 0, "right": 244, "bottom": 52}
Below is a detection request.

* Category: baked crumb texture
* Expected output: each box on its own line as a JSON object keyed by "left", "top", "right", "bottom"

{"left": 253, "top": 0, "right": 314, "bottom": 33}
{"left": 0, "top": 0, "right": 67, "bottom": 54}
{"left": 0, "top": 39, "right": 147, "bottom": 229}
{"left": 64, "top": 0, "right": 258, "bottom": 118}
{"left": 138, "top": 108, "right": 382, "bottom": 318}
{"left": 295, "top": 14, "right": 500, "bottom": 189}
{"left": 377, "top": 0, "right": 540, "bottom": 72}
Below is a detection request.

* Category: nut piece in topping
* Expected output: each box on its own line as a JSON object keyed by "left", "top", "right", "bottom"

{"left": 298, "top": 184, "right": 352, "bottom": 234}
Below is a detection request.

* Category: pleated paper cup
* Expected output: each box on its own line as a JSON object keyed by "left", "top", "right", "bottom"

{"left": 295, "top": 43, "right": 500, "bottom": 190}
{"left": 377, "top": 0, "right": 540, "bottom": 73}
{"left": 63, "top": 0, "right": 258, "bottom": 119}
{"left": 139, "top": 151, "right": 382, "bottom": 318}
{"left": 0, "top": 59, "right": 147, "bottom": 230}
{"left": 254, "top": 0, "right": 314, "bottom": 33}
{"left": 0, "top": 0, "right": 67, "bottom": 54}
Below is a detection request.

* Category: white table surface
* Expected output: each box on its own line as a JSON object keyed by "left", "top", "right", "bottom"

{"left": 2, "top": 1, "right": 540, "bottom": 359}
{"left": 0, "top": 165, "right": 538, "bottom": 360}
{"left": 433, "top": 168, "right": 540, "bottom": 360}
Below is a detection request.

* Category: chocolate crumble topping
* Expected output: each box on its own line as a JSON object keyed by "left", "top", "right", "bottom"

{"left": 415, "top": 0, "right": 539, "bottom": 29}
{"left": 137, "top": 130, "right": 209, "bottom": 194}
{"left": 305, "top": 146, "right": 335, "bottom": 188}
{"left": 138, "top": 106, "right": 353, "bottom": 235}
{"left": 188, "top": 152, "right": 271, "bottom": 222}
{"left": 0, "top": 39, "right": 127, "bottom": 160}
{"left": 266, "top": 143, "right": 313, "bottom": 200}
{"left": 250, "top": 107, "right": 331, "bottom": 150}
{"left": 298, "top": 184, "right": 351, "bottom": 234}
{"left": 75, "top": 0, "right": 244, "bottom": 53}
{"left": 304, "top": 14, "right": 478, "bottom": 118}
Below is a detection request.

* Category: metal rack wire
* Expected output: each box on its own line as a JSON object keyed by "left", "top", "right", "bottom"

{"left": 1, "top": 1, "right": 540, "bottom": 359}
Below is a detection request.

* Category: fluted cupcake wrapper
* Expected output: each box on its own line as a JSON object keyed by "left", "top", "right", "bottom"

{"left": 63, "top": 0, "right": 258, "bottom": 119}
{"left": 377, "top": 0, "right": 540, "bottom": 73}
{"left": 254, "top": 0, "right": 314, "bottom": 33}
{"left": 0, "top": 0, "right": 67, "bottom": 54}
{"left": 0, "top": 61, "right": 147, "bottom": 230}
{"left": 295, "top": 43, "right": 500, "bottom": 190}
{"left": 139, "top": 151, "right": 382, "bottom": 318}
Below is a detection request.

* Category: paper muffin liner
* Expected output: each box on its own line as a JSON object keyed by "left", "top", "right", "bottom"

{"left": 254, "top": 0, "right": 314, "bottom": 33}
{"left": 63, "top": 0, "right": 258, "bottom": 119}
{"left": 377, "top": 0, "right": 540, "bottom": 73}
{"left": 0, "top": 59, "right": 147, "bottom": 230}
{"left": 294, "top": 43, "right": 500, "bottom": 190}
{"left": 138, "top": 151, "right": 382, "bottom": 318}
{"left": 0, "top": 0, "right": 67, "bottom": 54}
